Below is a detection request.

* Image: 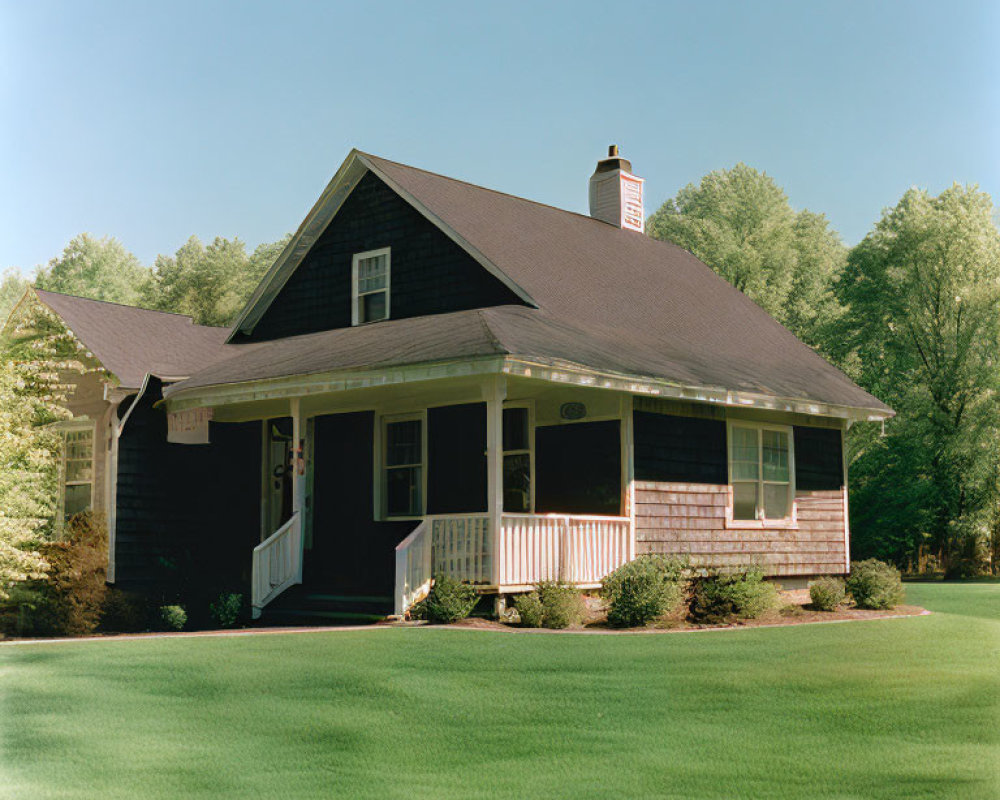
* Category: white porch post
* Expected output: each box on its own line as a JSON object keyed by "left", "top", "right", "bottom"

{"left": 291, "top": 397, "right": 304, "bottom": 583}
{"left": 621, "top": 394, "right": 636, "bottom": 562}
{"left": 484, "top": 376, "right": 506, "bottom": 589}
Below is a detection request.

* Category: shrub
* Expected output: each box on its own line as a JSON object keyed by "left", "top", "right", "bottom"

{"left": 421, "top": 575, "right": 478, "bottom": 623}
{"left": 513, "top": 591, "right": 544, "bottom": 627}
{"left": 209, "top": 592, "right": 243, "bottom": 628}
{"left": 689, "top": 565, "right": 778, "bottom": 624}
{"left": 159, "top": 605, "right": 187, "bottom": 631}
{"left": 22, "top": 512, "right": 108, "bottom": 636}
{"left": 809, "top": 576, "right": 846, "bottom": 611}
{"left": 846, "top": 559, "right": 905, "bottom": 609}
{"left": 99, "top": 589, "right": 150, "bottom": 633}
{"left": 602, "top": 555, "right": 688, "bottom": 627}
{"left": 536, "top": 581, "right": 585, "bottom": 629}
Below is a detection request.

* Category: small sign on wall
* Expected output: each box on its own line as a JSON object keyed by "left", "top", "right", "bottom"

{"left": 620, "top": 172, "right": 644, "bottom": 233}
{"left": 167, "top": 407, "right": 213, "bottom": 444}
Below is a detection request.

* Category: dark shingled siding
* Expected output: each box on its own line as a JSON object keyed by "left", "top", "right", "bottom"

{"left": 244, "top": 172, "right": 525, "bottom": 342}
{"left": 793, "top": 426, "right": 844, "bottom": 490}
{"left": 535, "top": 421, "right": 621, "bottom": 516}
{"left": 634, "top": 411, "right": 728, "bottom": 485}
{"left": 114, "top": 381, "right": 261, "bottom": 592}
{"left": 428, "top": 403, "right": 487, "bottom": 514}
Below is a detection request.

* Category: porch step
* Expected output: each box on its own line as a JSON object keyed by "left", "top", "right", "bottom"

{"left": 259, "top": 588, "right": 393, "bottom": 625}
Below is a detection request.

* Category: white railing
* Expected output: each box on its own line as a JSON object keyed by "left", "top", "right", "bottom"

{"left": 499, "top": 514, "right": 631, "bottom": 588}
{"left": 251, "top": 512, "right": 302, "bottom": 619}
{"left": 430, "top": 515, "right": 492, "bottom": 584}
{"left": 394, "top": 519, "right": 432, "bottom": 617}
{"left": 392, "top": 512, "right": 631, "bottom": 616}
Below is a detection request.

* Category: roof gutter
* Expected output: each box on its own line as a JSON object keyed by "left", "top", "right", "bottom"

{"left": 158, "top": 355, "right": 892, "bottom": 422}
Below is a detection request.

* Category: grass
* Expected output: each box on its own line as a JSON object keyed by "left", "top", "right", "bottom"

{"left": 2, "top": 582, "right": 998, "bottom": 799}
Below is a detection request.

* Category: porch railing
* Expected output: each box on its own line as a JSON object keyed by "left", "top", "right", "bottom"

{"left": 499, "top": 514, "right": 631, "bottom": 588}
{"left": 393, "top": 519, "right": 432, "bottom": 617}
{"left": 251, "top": 512, "right": 302, "bottom": 619}
{"left": 392, "top": 512, "right": 631, "bottom": 616}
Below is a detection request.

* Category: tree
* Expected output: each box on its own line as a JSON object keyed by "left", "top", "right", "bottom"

{"left": 34, "top": 234, "right": 150, "bottom": 305}
{"left": 0, "top": 267, "right": 29, "bottom": 324}
{"left": 0, "top": 294, "right": 92, "bottom": 600}
{"left": 647, "top": 164, "right": 845, "bottom": 348}
{"left": 142, "top": 234, "right": 290, "bottom": 327}
{"left": 837, "top": 184, "right": 1000, "bottom": 573}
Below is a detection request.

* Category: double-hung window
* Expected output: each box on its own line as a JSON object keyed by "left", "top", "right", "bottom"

{"left": 62, "top": 427, "right": 94, "bottom": 521}
{"left": 383, "top": 415, "right": 424, "bottom": 517}
{"left": 502, "top": 405, "right": 533, "bottom": 512}
{"left": 352, "top": 248, "right": 390, "bottom": 324}
{"left": 728, "top": 423, "right": 793, "bottom": 521}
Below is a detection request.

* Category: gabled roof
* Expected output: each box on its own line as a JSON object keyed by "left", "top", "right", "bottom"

{"left": 170, "top": 151, "right": 891, "bottom": 418}
{"left": 29, "top": 289, "right": 230, "bottom": 389}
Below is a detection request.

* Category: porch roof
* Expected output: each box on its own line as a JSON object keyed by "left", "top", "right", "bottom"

{"left": 162, "top": 151, "right": 892, "bottom": 419}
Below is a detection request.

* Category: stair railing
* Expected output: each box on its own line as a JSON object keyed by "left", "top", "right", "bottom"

{"left": 393, "top": 519, "right": 432, "bottom": 617}
{"left": 251, "top": 512, "right": 302, "bottom": 619}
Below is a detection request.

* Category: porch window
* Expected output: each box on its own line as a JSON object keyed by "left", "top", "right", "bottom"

{"left": 728, "top": 423, "right": 793, "bottom": 521}
{"left": 62, "top": 427, "right": 94, "bottom": 521}
{"left": 352, "top": 247, "right": 390, "bottom": 325}
{"left": 502, "top": 405, "right": 532, "bottom": 512}
{"left": 384, "top": 416, "right": 424, "bottom": 517}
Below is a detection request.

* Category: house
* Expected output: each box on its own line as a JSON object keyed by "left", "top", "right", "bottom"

{"left": 10, "top": 146, "right": 893, "bottom": 620}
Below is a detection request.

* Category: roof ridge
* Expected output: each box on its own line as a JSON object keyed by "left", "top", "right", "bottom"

{"left": 358, "top": 151, "right": 623, "bottom": 230}
{"left": 33, "top": 288, "right": 227, "bottom": 329}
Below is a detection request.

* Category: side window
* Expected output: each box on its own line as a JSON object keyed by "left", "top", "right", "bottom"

{"left": 502, "top": 405, "right": 533, "bottom": 512}
{"left": 383, "top": 415, "right": 424, "bottom": 517}
{"left": 352, "top": 248, "right": 390, "bottom": 325}
{"left": 63, "top": 427, "right": 94, "bottom": 521}
{"left": 728, "top": 423, "right": 792, "bottom": 521}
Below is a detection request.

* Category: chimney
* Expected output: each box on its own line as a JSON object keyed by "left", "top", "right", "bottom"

{"left": 588, "top": 144, "right": 644, "bottom": 232}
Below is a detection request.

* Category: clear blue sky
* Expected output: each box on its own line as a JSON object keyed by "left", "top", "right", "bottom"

{"left": 2, "top": 0, "right": 997, "bottom": 275}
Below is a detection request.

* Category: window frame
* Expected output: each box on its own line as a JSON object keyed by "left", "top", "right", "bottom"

{"left": 380, "top": 411, "right": 427, "bottom": 520}
{"left": 502, "top": 401, "right": 535, "bottom": 514}
{"left": 351, "top": 247, "right": 391, "bottom": 326}
{"left": 725, "top": 419, "right": 797, "bottom": 529}
{"left": 60, "top": 421, "right": 95, "bottom": 529}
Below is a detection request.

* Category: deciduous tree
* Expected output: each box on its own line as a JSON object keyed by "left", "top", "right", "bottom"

{"left": 34, "top": 234, "right": 150, "bottom": 305}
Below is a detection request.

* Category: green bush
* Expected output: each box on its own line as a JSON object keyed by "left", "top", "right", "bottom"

{"left": 421, "top": 575, "right": 478, "bottom": 623}
{"left": 21, "top": 512, "right": 108, "bottom": 636}
{"left": 846, "top": 559, "right": 905, "bottom": 609}
{"left": 99, "top": 589, "right": 150, "bottom": 633}
{"left": 689, "top": 565, "right": 778, "bottom": 624}
{"left": 809, "top": 576, "right": 846, "bottom": 611}
{"left": 602, "top": 555, "right": 688, "bottom": 627}
{"left": 513, "top": 591, "right": 544, "bottom": 627}
{"left": 209, "top": 592, "right": 243, "bottom": 628}
{"left": 159, "top": 605, "right": 187, "bottom": 631}
{"left": 536, "top": 581, "right": 585, "bottom": 629}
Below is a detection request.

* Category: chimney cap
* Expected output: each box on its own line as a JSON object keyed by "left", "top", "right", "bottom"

{"left": 593, "top": 144, "right": 632, "bottom": 176}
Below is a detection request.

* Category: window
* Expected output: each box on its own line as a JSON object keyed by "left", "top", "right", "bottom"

{"left": 728, "top": 423, "right": 792, "bottom": 521}
{"left": 63, "top": 427, "right": 94, "bottom": 521}
{"left": 384, "top": 416, "right": 424, "bottom": 517}
{"left": 352, "top": 248, "right": 390, "bottom": 325}
{"left": 502, "top": 405, "right": 532, "bottom": 512}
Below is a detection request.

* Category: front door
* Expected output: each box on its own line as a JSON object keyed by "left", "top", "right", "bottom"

{"left": 263, "top": 417, "right": 293, "bottom": 536}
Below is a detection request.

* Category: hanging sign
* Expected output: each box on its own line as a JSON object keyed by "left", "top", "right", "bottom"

{"left": 167, "top": 407, "right": 213, "bottom": 445}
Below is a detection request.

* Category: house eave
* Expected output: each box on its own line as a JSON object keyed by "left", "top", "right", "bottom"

{"left": 160, "top": 355, "right": 892, "bottom": 422}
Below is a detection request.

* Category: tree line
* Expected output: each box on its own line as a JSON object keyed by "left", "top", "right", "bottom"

{"left": 2, "top": 166, "right": 999, "bottom": 599}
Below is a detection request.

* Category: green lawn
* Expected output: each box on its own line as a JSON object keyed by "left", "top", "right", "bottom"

{"left": 2, "top": 583, "right": 998, "bottom": 800}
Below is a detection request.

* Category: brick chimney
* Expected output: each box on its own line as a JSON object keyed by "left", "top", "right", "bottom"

{"left": 588, "top": 145, "right": 644, "bottom": 232}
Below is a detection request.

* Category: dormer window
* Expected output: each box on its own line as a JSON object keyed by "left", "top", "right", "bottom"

{"left": 352, "top": 247, "right": 390, "bottom": 324}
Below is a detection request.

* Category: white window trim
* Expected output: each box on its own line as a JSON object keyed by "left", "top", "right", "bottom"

{"left": 502, "top": 400, "right": 535, "bottom": 513}
{"left": 380, "top": 411, "right": 427, "bottom": 520}
{"left": 351, "top": 247, "right": 391, "bottom": 326}
{"left": 59, "top": 420, "right": 96, "bottom": 534}
{"left": 725, "top": 419, "right": 797, "bottom": 529}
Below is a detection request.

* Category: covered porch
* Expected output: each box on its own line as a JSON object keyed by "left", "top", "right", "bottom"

{"left": 164, "top": 367, "right": 636, "bottom": 619}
